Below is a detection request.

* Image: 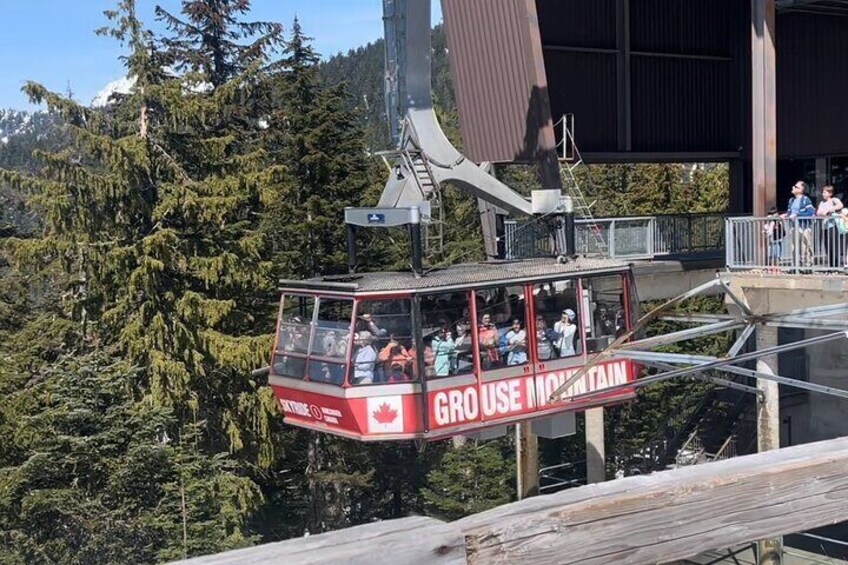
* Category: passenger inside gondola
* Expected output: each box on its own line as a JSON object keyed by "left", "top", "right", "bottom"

{"left": 478, "top": 313, "right": 500, "bottom": 369}
{"left": 554, "top": 309, "right": 578, "bottom": 357}
{"left": 535, "top": 315, "right": 558, "bottom": 360}
{"left": 378, "top": 334, "right": 412, "bottom": 377}
{"left": 476, "top": 285, "right": 527, "bottom": 370}
{"left": 452, "top": 322, "right": 474, "bottom": 374}
{"left": 584, "top": 276, "right": 626, "bottom": 353}
{"left": 505, "top": 319, "right": 527, "bottom": 365}
{"left": 351, "top": 331, "right": 378, "bottom": 384}
{"left": 431, "top": 326, "right": 455, "bottom": 376}
{"left": 533, "top": 281, "right": 582, "bottom": 358}
{"left": 276, "top": 315, "right": 309, "bottom": 378}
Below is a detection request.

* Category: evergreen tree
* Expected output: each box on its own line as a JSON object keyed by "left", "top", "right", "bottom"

{"left": 421, "top": 440, "right": 514, "bottom": 520}
{"left": 0, "top": 351, "right": 261, "bottom": 564}
{"left": 691, "top": 163, "right": 730, "bottom": 213}
{"left": 262, "top": 19, "right": 372, "bottom": 278}
{"left": 156, "top": 0, "right": 283, "bottom": 88}
{"left": 0, "top": 0, "right": 282, "bottom": 498}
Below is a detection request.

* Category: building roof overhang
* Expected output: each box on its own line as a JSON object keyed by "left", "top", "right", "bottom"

{"left": 776, "top": 0, "right": 848, "bottom": 15}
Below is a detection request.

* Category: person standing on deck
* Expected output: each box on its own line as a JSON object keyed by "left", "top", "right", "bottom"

{"left": 781, "top": 181, "right": 815, "bottom": 268}
{"left": 816, "top": 185, "right": 844, "bottom": 268}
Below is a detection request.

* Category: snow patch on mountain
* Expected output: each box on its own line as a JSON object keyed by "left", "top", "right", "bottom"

{"left": 91, "top": 76, "right": 137, "bottom": 107}
{"left": 0, "top": 109, "right": 38, "bottom": 141}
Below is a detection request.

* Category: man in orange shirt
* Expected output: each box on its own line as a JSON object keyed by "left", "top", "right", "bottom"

{"left": 378, "top": 334, "right": 412, "bottom": 377}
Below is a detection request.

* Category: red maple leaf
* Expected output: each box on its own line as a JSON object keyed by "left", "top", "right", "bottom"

{"left": 372, "top": 402, "right": 398, "bottom": 424}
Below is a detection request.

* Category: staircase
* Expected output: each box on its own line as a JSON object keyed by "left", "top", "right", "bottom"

{"left": 615, "top": 380, "right": 757, "bottom": 476}
{"left": 556, "top": 114, "right": 609, "bottom": 257}
{"left": 674, "top": 386, "right": 757, "bottom": 468}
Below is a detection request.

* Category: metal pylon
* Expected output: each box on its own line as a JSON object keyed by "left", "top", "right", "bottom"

{"left": 377, "top": 115, "right": 446, "bottom": 256}
{"left": 556, "top": 114, "right": 608, "bottom": 257}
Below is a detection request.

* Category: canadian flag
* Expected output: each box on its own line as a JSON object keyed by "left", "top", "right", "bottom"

{"left": 367, "top": 396, "right": 404, "bottom": 434}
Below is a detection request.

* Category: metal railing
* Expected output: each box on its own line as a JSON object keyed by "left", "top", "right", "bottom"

{"left": 654, "top": 212, "right": 731, "bottom": 255}
{"left": 505, "top": 212, "right": 730, "bottom": 260}
{"left": 539, "top": 460, "right": 587, "bottom": 493}
{"left": 726, "top": 216, "right": 848, "bottom": 273}
{"left": 675, "top": 430, "right": 706, "bottom": 467}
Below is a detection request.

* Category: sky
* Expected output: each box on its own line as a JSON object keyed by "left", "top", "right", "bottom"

{"left": 0, "top": 0, "right": 442, "bottom": 110}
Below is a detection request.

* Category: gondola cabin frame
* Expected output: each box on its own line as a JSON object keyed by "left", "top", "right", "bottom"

{"left": 269, "top": 259, "right": 639, "bottom": 441}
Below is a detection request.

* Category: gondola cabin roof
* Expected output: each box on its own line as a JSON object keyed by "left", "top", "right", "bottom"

{"left": 279, "top": 257, "right": 631, "bottom": 295}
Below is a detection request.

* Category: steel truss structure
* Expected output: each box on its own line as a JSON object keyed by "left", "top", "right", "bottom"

{"left": 550, "top": 277, "right": 848, "bottom": 404}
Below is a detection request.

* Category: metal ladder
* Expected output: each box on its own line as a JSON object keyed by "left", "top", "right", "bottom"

{"left": 556, "top": 114, "right": 609, "bottom": 257}
{"left": 380, "top": 139, "right": 445, "bottom": 256}
{"left": 407, "top": 151, "right": 444, "bottom": 255}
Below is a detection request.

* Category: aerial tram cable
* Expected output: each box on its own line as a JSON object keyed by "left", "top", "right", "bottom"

{"left": 546, "top": 276, "right": 848, "bottom": 406}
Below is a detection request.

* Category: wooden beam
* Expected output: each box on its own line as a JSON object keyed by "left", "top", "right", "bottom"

{"left": 179, "top": 438, "right": 848, "bottom": 565}
{"left": 460, "top": 437, "right": 848, "bottom": 564}
{"left": 177, "top": 516, "right": 466, "bottom": 565}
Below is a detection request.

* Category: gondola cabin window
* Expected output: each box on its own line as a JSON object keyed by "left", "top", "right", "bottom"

{"left": 352, "top": 298, "right": 414, "bottom": 385}
{"left": 475, "top": 285, "right": 528, "bottom": 371}
{"left": 273, "top": 294, "right": 315, "bottom": 379}
{"left": 420, "top": 291, "right": 474, "bottom": 378}
{"left": 532, "top": 279, "right": 582, "bottom": 359}
{"left": 584, "top": 275, "right": 626, "bottom": 353}
{"left": 307, "top": 298, "right": 354, "bottom": 385}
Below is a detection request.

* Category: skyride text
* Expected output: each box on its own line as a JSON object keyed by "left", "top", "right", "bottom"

{"left": 431, "top": 359, "right": 631, "bottom": 427}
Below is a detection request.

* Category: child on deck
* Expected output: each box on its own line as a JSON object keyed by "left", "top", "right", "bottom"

{"left": 764, "top": 206, "right": 784, "bottom": 272}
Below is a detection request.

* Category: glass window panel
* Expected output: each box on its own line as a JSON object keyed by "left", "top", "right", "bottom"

{"left": 272, "top": 352, "right": 307, "bottom": 380}
{"left": 311, "top": 298, "right": 354, "bottom": 360}
{"left": 421, "top": 292, "right": 474, "bottom": 378}
{"left": 353, "top": 298, "right": 413, "bottom": 385}
{"left": 307, "top": 359, "right": 346, "bottom": 386}
{"left": 277, "top": 294, "right": 314, "bottom": 355}
{"left": 584, "top": 275, "right": 626, "bottom": 354}
{"left": 476, "top": 285, "right": 528, "bottom": 370}
{"left": 532, "top": 279, "right": 582, "bottom": 359}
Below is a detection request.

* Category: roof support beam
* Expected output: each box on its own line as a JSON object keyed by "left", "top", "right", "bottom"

{"left": 751, "top": 0, "right": 777, "bottom": 216}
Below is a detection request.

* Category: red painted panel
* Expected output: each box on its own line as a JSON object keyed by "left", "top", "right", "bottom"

{"left": 272, "top": 385, "right": 363, "bottom": 435}
{"left": 427, "top": 359, "right": 635, "bottom": 429}
{"left": 272, "top": 359, "right": 635, "bottom": 440}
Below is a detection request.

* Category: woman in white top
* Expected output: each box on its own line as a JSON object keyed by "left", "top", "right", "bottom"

{"left": 553, "top": 309, "right": 578, "bottom": 357}
{"left": 816, "top": 185, "right": 844, "bottom": 268}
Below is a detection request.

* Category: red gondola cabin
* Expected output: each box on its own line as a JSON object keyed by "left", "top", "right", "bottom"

{"left": 269, "top": 258, "right": 638, "bottom": 441}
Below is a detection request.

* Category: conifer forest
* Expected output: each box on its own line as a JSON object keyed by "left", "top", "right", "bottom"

{"left": 0, "top": 1, "right": 731, "bottom": 562}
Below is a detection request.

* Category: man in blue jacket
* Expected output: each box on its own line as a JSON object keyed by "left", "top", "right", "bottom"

{"left": 781, "top": 180, "right": 815, "bottom": 267}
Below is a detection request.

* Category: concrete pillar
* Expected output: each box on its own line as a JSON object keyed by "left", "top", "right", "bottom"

{"left": 756, "top": 324, "right": 783, "bottom": 564}
{"left": 756, "top": 326, "right": 780, "bottom": 453}
{"left": 585, "top": 407, "right": 606, "bottom": 484}
{"left": 516, "top": 423, "right": 539, "bottom": 500}
{"left": 751, "top": 0, "right": 777, "bottom": 216}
